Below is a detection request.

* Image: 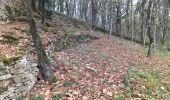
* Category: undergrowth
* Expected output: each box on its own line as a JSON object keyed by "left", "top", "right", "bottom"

{"left": 115, "top": 67, "right": 170, "bottom": 100}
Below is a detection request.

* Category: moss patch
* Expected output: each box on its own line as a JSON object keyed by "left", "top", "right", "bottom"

{"left": 0, "top": 54, "right": 21, "bottom": 65}
{"left": 1, "top": 32, "right": 19, "bottom": 45}
{"left": 0, "top": 87, "right": 8, "bottom": 94}
{"left": 55, "top": 34, "right": 98, "bottom": 51}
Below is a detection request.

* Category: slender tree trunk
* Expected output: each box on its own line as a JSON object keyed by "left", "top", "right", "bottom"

{"left": 162, "top": 1, "right": 169, "bottom": 45}
{"left": 126, "top": 0, "right": 130, "bottom": 38}
{"left": 116, "top": 1, "right": 122, "bottom": 37}
{"left": 131, "top": 1, "right": 134, "bottom": 43}
{"left": 23, "top": 0, "right": 54, "bottom": 82}
{"left": 140, "top": 0, "right": 146, "bottom": 45}
{"left": 100, "top": 0, "right": 107, "bottom": 29}
{"left": 31, "top": 0, "right": 37, "bottom": 12}
{"left": 38, "top": 0, "right": 42, "bottom": 11}
{"left": 147, "top": 0, "right": 153, "bottom": 57}
{"left": 66, "top": 0, "right": 69, "bottom": 16}
{"left": 109, "top": 4, "right": 114, "bottom": 37}
{"left": 59, "top": 0, "right": 64, "bottom": 13}
{"left": 91, "top": 0, "right": 97, "bottom": 30}
{"left": 41, "top": 0, "right": 45, "bottom": 24}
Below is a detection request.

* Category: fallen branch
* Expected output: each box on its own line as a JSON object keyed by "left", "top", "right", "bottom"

{"left": 84, "top": 64, "right": 97, "bottom": 73}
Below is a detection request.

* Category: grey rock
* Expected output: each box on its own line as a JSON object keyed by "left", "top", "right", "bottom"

{"left": 13, "top": 77, "right": 21, "bottom": 84}
{"left": 0, "top": 74, "right": 12, "bottom": 80}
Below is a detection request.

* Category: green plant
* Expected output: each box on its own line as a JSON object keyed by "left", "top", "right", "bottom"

{"left": 121, "top": 67, "right": 170, "bottom": 99}
{"left": 29, "top": 94, "right": 45, "bottom": 100}
{"left": 114, "top": 93, "right": 125, "bottom": 100}
{"left": 16, "top": 96, "right": 24, "bottom": 100}
{"left": 52, "top": 90, "right": 69, "bottom": 100}
{"left": 2, "top": 32, "right": 19, "bottom": 45}
{"left": 63, "top": 80, "right": 76, "bottom": 87}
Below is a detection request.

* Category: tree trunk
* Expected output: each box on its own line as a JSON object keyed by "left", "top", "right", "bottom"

{"left": 91, "top": 0, "right": 97, "bottom": 30}
{"left": 109, "top": 4, "right": 114, "bottom": 37}
{"left": 38, "top": 0, "right": 42, "bottom": 11}
{"left": 31, "top": 0, "right": 37, "bottom": 12}
{"left": 140, "top": 0, "right": 146, "bottom": 45}
{"left": 147, "top": 0, "right": 153, "bottom": 57}
{"left": 66, "top": 0, "right": 69, "bottom": 16}
{"left": 101, "top": 0, "right": 107, "bottom": 30}
{"left": 41, "top": 0, "right": 45, "bottom": 24}
{"left": 23, "top": 0, "right": 54, "bottom": 82}
{"left": 131, "top": 1, "right": 134, "bottom": 43}
{"left": 59, "top": 0, "right": 64, "bottom": 13}
{"left": 116, "top": 1, "right": 122, "bottom": 37}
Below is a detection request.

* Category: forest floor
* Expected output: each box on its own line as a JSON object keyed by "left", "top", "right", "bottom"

{"left": 0, "top": 14, "right": 170, "bottom": 99}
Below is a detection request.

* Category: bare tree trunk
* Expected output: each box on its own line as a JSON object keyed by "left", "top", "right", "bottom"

{"left": 91, "top": 0, "right": 97, "bottom": 30}
{"left": 147, "top": 0, "right": 153, "bottom": 57}
{"left": 23, "top": 0, "right": 54, "bottom": 82}
{"left": 59, "top": 0, "right": 64, "bottom": 13}
{"left": 140, "top": 0, "right": 146, "bottom": 45}
{"left": 131, "top": 1, "right": 134, "bottom": 43}
{"left": 109, "top": 3, "right": 114, "bottom": 37}
{"left": 162, "top": 0, "right": 169, "bottom": 45}
{"left": 83, "top": 0, "right": 89, "bottom": 21}
{"left": 41, "top": 0, "right": 45, "bottom": 24}
{"left": 38, "top": 0, "right": 42, "bottom": 11}
{"left": 66, "top": 0, "right": 69, "bottom": 16}
{"left": 116, "top": 1, "right": 121, "bottom": 37}
{"left": 126, "top": 0, "right": 130, "bottom": 38}
{"left": 31, "top": 0, "right": 37, "bottom": 12}
{"left": 101, "top": 1, "right": 106, "bottom": 30}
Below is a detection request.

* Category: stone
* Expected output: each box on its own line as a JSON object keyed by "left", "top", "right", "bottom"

{"left": 8, "top": 86, "right": 15, "bottom": 93}
{"left": 10, "top": 69, "right": 19, "bottom": 75}
{"left": 16, "top": 83, "right": 23, "bottom": 87}
{"left": 13, "top": 77, "right": 21, "bottom": 84}
{"left": 0, "top": 71, "right": 6, "bottom": 75}
{"left": 13, "top": 63, "right": 22, "bottom": 69}
{"left": 18, "top": 56, "right": 27, "bottom": 67}
{"left": 0, "top": 55, "right": 39, "bottom": 100}
{"left": 0, "top": 62, "right": 4, "bottom": 67}
{"left": 0, "top": 74, "right": 12, "bottom": 80}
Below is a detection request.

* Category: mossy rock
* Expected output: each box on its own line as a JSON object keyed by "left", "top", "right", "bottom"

{"left": 55, "top": 34, "right": 98, "bottom": 51}
{"left": 4, "top": 5, "right": 14, "bottom": 21}
{"left": 0, "top": 86, "right": 8, "bottom": 94}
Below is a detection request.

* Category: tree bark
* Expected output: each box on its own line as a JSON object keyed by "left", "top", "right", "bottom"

{"left": 140, "top": 0, "right": 146, "bottom": 45}
{"left": 23, "top": 0, "right": 54, "bottom": 82}
{"left": 116, "top": 1, "right": 122, "bottom": 37}
{"left": 147, "top": 0, "right": 153, "bottom": 57}
{"left": 31, "top": 0, "right": 37, "bottom": 12}
{"left": 109, "top": 3, "right": 114, "bottom": 37}
{"left": 91, "top": 0, "right": 97, "bottom": 30}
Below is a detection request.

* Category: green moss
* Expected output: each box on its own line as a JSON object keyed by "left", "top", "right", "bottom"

{"left": 0, "top": 54, "right": 21, "bottom": 65}
{"left": 63, "top": 80, "right": 76, "bottom": 87}
{"left": 29, "top": 94, "right": 45, "bottom": 100}
{"left": 16, "top": 96, "right": 24, "bottom": 100}
{"left": 2, "top": 32, "right": 19, "bottom": 45}
{"left": 114, "top": 93, "right": 125, "bottom": 100}
{"left": 5, "top": 5, "right": 14, "bottom": 21}
{"left": 52, "top": 90, "right": 69, "bottom": 100}
{"left": 121, "top": 68, "right": 169, "bottom": 99}
{"left": 0, "top": 87, "right": 8, "bottom": 94}
{"left": 48, "top": 77, "right": 58, "bottom": 84}
{"left": 55, "top": 34, "right": 98, "bottom": 51}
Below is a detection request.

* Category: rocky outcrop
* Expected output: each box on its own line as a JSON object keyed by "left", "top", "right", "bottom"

{"left": 0, "top": 55, "right": 39, "bottom": 100}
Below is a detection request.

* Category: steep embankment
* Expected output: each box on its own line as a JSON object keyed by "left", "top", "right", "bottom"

{"left": 33, "top": 13, "right": 170, "bottom": 99}
{"left": 0, "top": 13, "right": 170, "bottom": 99}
